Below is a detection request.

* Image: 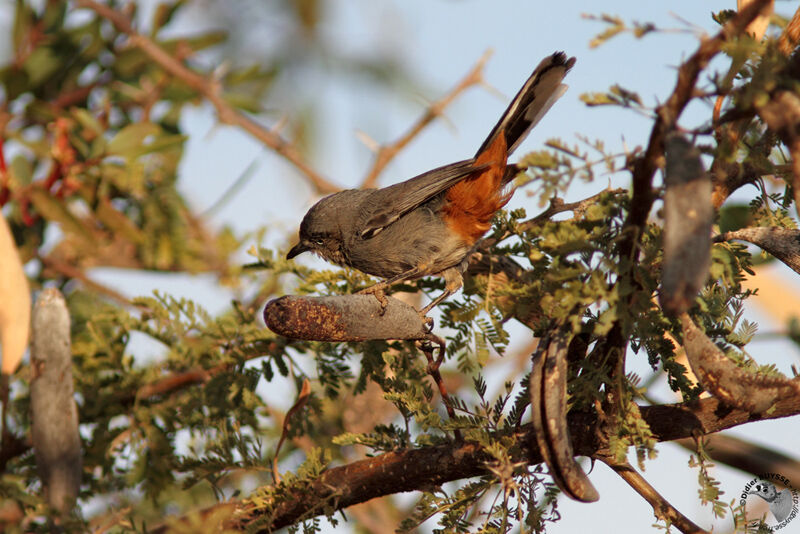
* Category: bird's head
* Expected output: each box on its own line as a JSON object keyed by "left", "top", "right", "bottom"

{"left": 287, "top": 193, "right": 347, "bottom": 266}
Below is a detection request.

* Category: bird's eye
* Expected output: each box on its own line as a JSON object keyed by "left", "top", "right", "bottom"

{"left": 313, "top": 238, "right": 324, "bottom": 246}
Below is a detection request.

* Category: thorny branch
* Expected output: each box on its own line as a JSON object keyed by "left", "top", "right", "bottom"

{"left": 75, "top": 0, "right": 340, "bottom": 195}
{"left": 152, "top": 394, "right": 800, "bottom": 533}
{"left": 359, "top": 50, "right": 492, "bottom": 189}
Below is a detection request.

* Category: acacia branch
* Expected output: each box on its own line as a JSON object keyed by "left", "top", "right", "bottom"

{"left": 359, "top": 50, "right": 492, "bottom": 189}
{"left": 75, "top": 0, "right": 340, "bottom": 195}
{"left": 151, "top": 394, "right": 800, "bottom": 532}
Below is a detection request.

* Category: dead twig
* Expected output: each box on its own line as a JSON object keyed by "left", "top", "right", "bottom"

{"left": 360, "top": 50, "right": 492, "bottom": 189}
{"left": 599, "top": 457, "right": 709, "bottom": 534}
{"left": 40, "top": 255, "right": 133, "bottom": 306}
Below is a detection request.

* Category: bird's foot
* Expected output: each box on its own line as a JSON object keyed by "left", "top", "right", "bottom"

{"left": 418, "top": 312, "right": 434, "bottom": 332}
{"left": 357, "top": 284, "right": 389, "bottom": 315}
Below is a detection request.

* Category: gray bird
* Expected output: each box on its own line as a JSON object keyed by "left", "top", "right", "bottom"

{"left": 288, "top": 52, "right": 575, "bottom": 315}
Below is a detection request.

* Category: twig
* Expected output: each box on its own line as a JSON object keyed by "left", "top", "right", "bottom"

{"left": 600, "top": 458, "right": 708, "bottom": 534}
{"left": 75, "top": 0, "right": 340, "bottom": 195}
{"left": 478, "top": 187, "right": 627, "bottom": 251}
{"left": 133, "top": 341, "right": 285, "bottom": 405}
{"left": 359, "top": 50, "right": 492, "bottom": 189}
{"left": 40, "top": 255, "right": 133, "bottom": 306}
{"left": 272, "top": 379, "right": 312, "bottom": 483}
{"left": 135, "top": 367, "right": 214, "bottom": 401}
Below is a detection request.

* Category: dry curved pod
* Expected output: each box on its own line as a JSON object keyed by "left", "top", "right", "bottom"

{"left": 679, "top": 313, "right": 799, "bottom": 413}
{"left": 30, "top": 289, "right": 82, "bottom": 513}
{"left": 715, "top": 227, "right": 800, "bottom": 275}
{"left": 660, "top": 133, "right": 712, "bottom": 317}
{"left": 530, "top": 329, "right": 599, "bottom": 502}
{"left": 264, "top": 294, "right": 433, "bottom": 342}
{"left": 0, "top": 212, "right": 30, "bottom": 375}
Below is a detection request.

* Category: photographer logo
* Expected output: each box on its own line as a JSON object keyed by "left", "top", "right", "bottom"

{"left": 740, "top": 473, "right": 798, "bottom": 531}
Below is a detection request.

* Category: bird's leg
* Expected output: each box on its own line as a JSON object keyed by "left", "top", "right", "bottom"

{"left": 419, "top": 267, "right": 463, "bottom": 317}
{"left": 357, "top": 266, "right": 422, "bottom": 314}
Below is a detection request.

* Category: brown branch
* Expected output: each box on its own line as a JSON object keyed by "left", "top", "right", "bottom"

{"left": 133, "top": 340, "right": 286, "bottom": 404}
{"left": 680, "top": 313, "right": 800, "bottom": 413}
{"left": 149, "top": 394, "right": 800, "bottom": 533}
{"left": 714, "top": 227, "right": 800, "bottom": 275}
{"left": 359, "top": 50, "right": 492, "bottom": 189}
{"left": 135, "top": 368, "right": 214, "bottom": 401}
{"left": 710, "top": 160, "right": 760, "bottom": 209}
{"left": 74, "top": 0, "right": 339, "bottom": 195}
{"left": 600, "top": 458, "right": 708, "bottom": 534}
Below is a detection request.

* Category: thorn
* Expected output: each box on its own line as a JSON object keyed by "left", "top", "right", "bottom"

{"left": 355, "top": 130, "right": 380, "bottom": 153}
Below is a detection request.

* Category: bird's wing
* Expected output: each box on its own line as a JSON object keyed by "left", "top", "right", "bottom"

{"left": 358, "top": 159, "right": 485, "bottom": 238}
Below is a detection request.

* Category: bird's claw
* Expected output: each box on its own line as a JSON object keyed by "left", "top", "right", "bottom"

{"left": 357, "top": 285, "right": 389, "bottom": 315}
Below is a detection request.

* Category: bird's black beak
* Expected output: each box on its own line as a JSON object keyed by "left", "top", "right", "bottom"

{"left": 286, "top": 242, "right": 310, "bottom": 259}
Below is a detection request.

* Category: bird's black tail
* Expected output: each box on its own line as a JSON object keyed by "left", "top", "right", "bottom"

{"left": 476, "top": 51, "right": 575, "bottom": 158}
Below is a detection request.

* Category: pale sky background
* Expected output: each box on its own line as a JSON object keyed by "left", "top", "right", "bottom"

{"left": 3, "top": 1, "right": 800, "bottom": 532}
